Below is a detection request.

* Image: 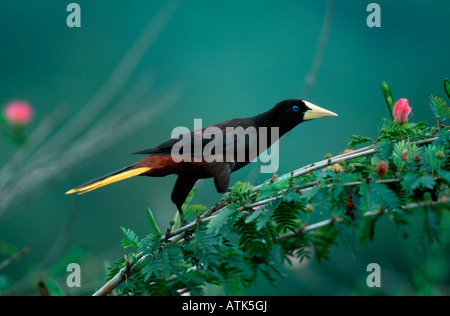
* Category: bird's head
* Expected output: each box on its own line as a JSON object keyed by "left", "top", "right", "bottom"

{"left": 267, "top": 99, "right": 338, "bottom": 134}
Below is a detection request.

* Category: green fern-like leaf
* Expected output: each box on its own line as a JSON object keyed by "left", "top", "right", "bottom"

{"left": 245, "top": 198, "right": 281, "bottom": 231}
{"left": 184, "top": 204, "right": 208, "bottom": 219}
{"left": 423, "top": 207, "right": 441, "bottom": 245}
{"left": 373, "top": 182, "right": 402, "bottom": 211}
{"left": 347, "top": 135, "right": 375, "bottom": 149}
{"left": 392, "top": 140, "right": 407, "bottom": 169}
{"left": 237, "top": 219, "right": 266, "bottom": 254}
{"left": 438, "top": 169, "right": 450, "bottom": 186}
{"left": 257, "top": 183, "right": 283, "bottom": 200}
{"left": 429, "top": 95, "right": 450, "bottom": 122}
{"left": 195, "top": 223, "right": 218, "bottom": 252}
{"left": 374, "top": 140, "right": 394, "bottom": 162}
{"left": 141, "top": 243, "right": 184, "bottom": 281}
{"left": 422, "top": 144, "right": 446, "bottom": 173}
{"left": 272, "top": 172, "right": 298, "bottom": 191}
{"left": 272, "top": 201, "right": 302, "bottom": 233}
{"left": 309, "top": 224, "right": 338, "bottom": 263}
{"left": 207, "top": 207, "right": 241, "bottom": 235}
{"left": 138, "top": 233, "right": 161, "bottom": 254}
{"left": 337, "top": 220, "right": 360, "bottom": 255}
{"left": 174, "top": 268, "right": 220, "bottom": 295}
{"left": 146, "top": 277, "right": 170, "bottom": 296}
{"left": 230, "top": 181, "right": 255, "bottom": 204}
{"left": 120, "top": 227, "right": 139, "bottom": 249}
{"left": 192, "top": 222, "right": 222, "bottom": 270}
{"left": 359, "top": 213, "right": 382, "bottom": 242}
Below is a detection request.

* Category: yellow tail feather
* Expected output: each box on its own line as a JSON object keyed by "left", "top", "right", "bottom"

{"left": 65, "top": 167, "right": 151, "bottom": 195}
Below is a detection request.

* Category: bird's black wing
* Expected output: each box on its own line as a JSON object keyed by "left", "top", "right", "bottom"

{"left": 132, "top": 129, "right": 217, "bottom": 156}
{"left": 132, "top": 118, "right": 259, "bottom": 160}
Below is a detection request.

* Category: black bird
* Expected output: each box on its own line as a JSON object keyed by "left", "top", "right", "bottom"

{"left": 66, "top": 99, "right": 337, "bottom": 219}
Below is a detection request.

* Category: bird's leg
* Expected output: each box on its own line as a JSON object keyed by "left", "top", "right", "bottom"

{"left": 171, "top": 176, "right": 197, "bottom": 226}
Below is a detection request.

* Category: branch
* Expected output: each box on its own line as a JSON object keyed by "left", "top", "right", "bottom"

{"left": 258, "top": 136, "right": 438, "bottom": 191}
{"left": 278, "top": 197, "right": 450, "bottom": 240}
{"left": 0, "top": 247, "right": 30, "bottom": 271}
{"left": 92, "top": 257, "right": 134, "bottom": 296}
{"left": 94, "top": 133, "right": 443, "bottom": 296}
{"left": 96, "top": 193, "right": 448, "bottom": 296}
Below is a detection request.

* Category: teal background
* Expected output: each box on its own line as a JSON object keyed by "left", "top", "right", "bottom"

{"left": 0, "top": 0, "right": 449, "bottom": 295}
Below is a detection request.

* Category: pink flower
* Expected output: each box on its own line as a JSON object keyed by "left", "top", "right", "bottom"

{"left": 3, "top": 101, "right": 33, "bottom": 125}
{"left": 393, "top": 98, "right": 411, "bottom": 124}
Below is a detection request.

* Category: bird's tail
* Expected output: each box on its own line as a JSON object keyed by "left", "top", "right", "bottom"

{"left": 65, "top": 165, "right": 151, "bottom": 195}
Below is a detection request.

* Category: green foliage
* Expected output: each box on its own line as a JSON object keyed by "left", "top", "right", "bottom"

{"left": 381, "top": 81, "right": 395, "bottom": 119}
{"left": 347, "top": 135, "right": 375, "bottom": 149}
{"left": 120, "top": 227, "right": 139, "bottom": 249}
{"left": 146, "top": 208, "right": 162, "bottom": 235}
{"left": 445, "top": 78, "right": 450, "bottom": 99}
{"left": 39, "top": 277, "right": 65, "bottom": 296}
{"left": 104, "top": 87, "right": 450, "bottom": 296}
{"left": 377, "top": 118, "right": 436, "bottom": 143}
{"left": 429, "top": 95, "right": 450, "bottom": 124}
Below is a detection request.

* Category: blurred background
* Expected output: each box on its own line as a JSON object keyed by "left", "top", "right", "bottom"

{"left": 0, "top": 0, "right": 449, "bottom": 295}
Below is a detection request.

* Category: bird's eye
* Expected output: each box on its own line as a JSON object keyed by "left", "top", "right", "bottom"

{"left": 292, "top": 105, "right": 300, "bottom": 112}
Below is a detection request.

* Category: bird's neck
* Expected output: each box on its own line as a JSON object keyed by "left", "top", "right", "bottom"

{"left": 249, "top": 111, "right": 295, "bottom": 138}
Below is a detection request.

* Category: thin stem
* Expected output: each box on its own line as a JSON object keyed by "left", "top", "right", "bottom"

{"left": 278, "top": 197, "right": 449, "bottom": 241}
{"left": 300, "top": 0, "right": 334, "bottom": 99}
{"left": 0, "top": 248, "right": 30, "bottom": 271}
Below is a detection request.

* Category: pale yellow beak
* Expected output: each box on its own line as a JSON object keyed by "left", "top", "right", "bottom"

{"left": 303, "top": 101, "right": 338, "bottom": 121}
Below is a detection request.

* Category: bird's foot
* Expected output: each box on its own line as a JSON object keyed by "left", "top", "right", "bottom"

{"left": 181, "top": 219, "right": 190, "bottom": 227}
{"left": 180, "top": 219, "right": 193, "bottom": 241}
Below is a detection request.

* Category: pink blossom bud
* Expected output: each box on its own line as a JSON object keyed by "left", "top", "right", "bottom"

{"left": 3, "top": 101, "right": 33, "bottom": 125}
{"left": 393, "top": 98, "right": 411, "bottom": 124}
{"left": 376, "top": 161, "right": 388, "bottom": 177}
